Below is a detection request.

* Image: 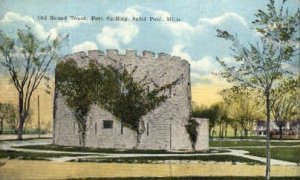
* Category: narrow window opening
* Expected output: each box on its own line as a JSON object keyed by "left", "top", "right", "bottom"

{"left": 95, "top": 122, "right": 97, "bottom": 134}
{"left": 121, "top": 121, "right": 124, "bottom": 135}
{"left": 147, "top": 123, "right": 149, "bottom": 135}
{"left": 73, "top": 121, "right": 76, "bottom": 133}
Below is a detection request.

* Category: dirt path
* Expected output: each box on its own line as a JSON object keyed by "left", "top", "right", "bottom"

{"left": 1, "top": 160, "right": 299, "bottom": 180}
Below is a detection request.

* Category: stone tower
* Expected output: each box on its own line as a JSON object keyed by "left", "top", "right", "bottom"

{"left": 53, "top": 49, "right": 208, "bottom": 150}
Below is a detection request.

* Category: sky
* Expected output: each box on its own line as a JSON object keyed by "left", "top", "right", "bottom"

{"left": 0, "top": 0, "right": 299, "bottom": 109}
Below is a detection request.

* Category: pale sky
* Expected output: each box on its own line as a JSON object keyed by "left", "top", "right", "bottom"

{"left": 0, "top": 0, "right": 299, "bottom": 111}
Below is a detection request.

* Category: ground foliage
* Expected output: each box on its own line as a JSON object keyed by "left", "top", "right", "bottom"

{"left": 185, "top": 118, "right": 199, "bottom": 150}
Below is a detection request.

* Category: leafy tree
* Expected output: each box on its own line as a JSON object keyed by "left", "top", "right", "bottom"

{"left": 220, "top": 87, "right": 264, "bottom": 137}
{"left": 271, "top": 76, "right": 299, "bottom": 139}
{"left": 185, "top": 118, "right": 199, "bottom": 150}
{"left": 192, "top": 102, "right": 228, "bottom": 137}
{"left": 216, "top": 1, "right": 299, "bottom": 179}
{"left": 97, "top": 65, "right": 181, "bottom": 148}
{"left": 56, "top": 59, "right": 181, "bottom": 147}
{"left": 0, "top": 103, "right": 16, "bottom": 134}
{"left": 213, "top": 102, "right": 229, "bottom": 138}
{"left": 0, "top": 28, "right": 66, "bottom": 140}
{"left": 56, "top": 60, "right": 100, "bottom": 146}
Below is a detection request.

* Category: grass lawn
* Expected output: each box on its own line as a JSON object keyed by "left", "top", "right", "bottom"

{"left": 233, "top": 147, "right": 300, "bottom": 163}
{"left": 0, "top": 150, "right": 89, "bottom": 160}
{"left": 210, "top": 141, "right": 300, "bottom": 147}
{"left": 70, "top": 155, "right": 264, "bottom": 165}
{"left": 68, "top": 177, "right": 300, "bottom": 180}
{"left": 17, "top": 144, "right": 228, "bottom": 154}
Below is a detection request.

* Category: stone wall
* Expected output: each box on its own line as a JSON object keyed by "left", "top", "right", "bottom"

{"left": 53, "top": 49, "right": 209, "bottom": 150}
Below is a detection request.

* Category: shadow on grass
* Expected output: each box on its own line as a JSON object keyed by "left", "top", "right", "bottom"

{"left": 17, "top": 144, "right": 228, "bottom": 154}
{"left": 70, "top": 155, "right": 264, "bottom": 165}
{"left": 0, "top": 137, "right": 52, "bottom": 142}
{"left": 0, "top": 150, "right": 90, "bottom": 160}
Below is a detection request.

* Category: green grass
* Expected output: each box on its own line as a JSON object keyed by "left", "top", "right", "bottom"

{"left": 17, "top": 144, "right": 228, "bottom": 154}
{"left": 67, "top": 177, "right": 300, "bottom": 180}
{"left": 233, "top": 147, "right": 300, "bottom": 163}
{"left": 210, "top": 141, "right": 300, "bottom": 147}
{"left": 70, "top": 155, "right": 264, "bottom": 165}
{"left": 0, "top": 150, "right": 89, "bottom": 160}
{"left": 212, "top": 136, "right": 267, "bottom": 140}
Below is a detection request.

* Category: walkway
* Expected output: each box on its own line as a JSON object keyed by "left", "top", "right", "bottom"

{"left": 0, "top": 139, "right": 297, "bottom": 165}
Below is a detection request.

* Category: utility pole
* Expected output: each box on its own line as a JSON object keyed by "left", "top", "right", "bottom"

{"left": 37, "top": 95, "right": 41, "bottom": 138}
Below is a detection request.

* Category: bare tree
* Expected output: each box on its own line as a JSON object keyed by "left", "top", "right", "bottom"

{"left": 0, "top": 28, "right": 65, "bottom": 140}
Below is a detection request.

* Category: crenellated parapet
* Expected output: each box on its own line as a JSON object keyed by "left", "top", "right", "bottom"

{"left": 62, "top": 49, "right": 189, "bottom": 66}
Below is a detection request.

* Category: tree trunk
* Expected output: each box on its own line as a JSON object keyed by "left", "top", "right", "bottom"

{"left": 134, "top": 131, "right": 142, "bottom": 149}
{"left": 17, "top": 92, "right": 25, "bottom": 140}
{"left": 78, "top": 122, "right": 87, "bottom": 147}
{"left": 192, "top": 141, "right": 196, "bottom": 151}
{"left": 80, "top": 131, "right": 86, "bottom": 147}
{"left": 0, "top": 120, "right": 3, "bottom": 134}
{"left": 234, "top": 128, "right": 237, "bottom": 138}
{"left": 17, "top": 116, "right": 25, "bottom": 140}
{"left": 279, "top": 125, "right": 283, "bottom": 140}
{"left": 244, "top": 129, "right": 248, "bottom": 137}
{"left": 265, "top": 91, "right": 271, "bottom": 180}
{"left": 221, "top": 126, "right": 223, "bottom": 138}
{"left": 134, "top": 120, "right": 145, "bottom": 149}
{"left": 240, "top": 129, "right": 243, "bottom": 139}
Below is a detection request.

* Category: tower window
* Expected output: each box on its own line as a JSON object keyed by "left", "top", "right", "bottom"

{"left": 103, "top": 120, "right": 113, "bottom": 129}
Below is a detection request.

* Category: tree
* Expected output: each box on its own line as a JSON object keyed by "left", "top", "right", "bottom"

{"left": 98, "top": 65, "right": 181, "bottom": 148}
{"left": 271, "top": 77, "right": 299, "bottom": 139}
{"left": 185, "top": 118, "right": 199, "bottom": 150}
{"left": 220, "top": 87, "right": 263, "bottom": 137}
{"left": 192, "top": 102, "right": 228, "bottom": 137}
{"left": 0, "top": 28, "right": 65, "bottom": 140}
{"left": 0, "top": 103, "right": 16, "bottom": 134}
{"left": 56, "top": 59, "right": 181, "bottom": 147}
{"left": 212, "top": 102, "right": 229, "bottom": 138}
{"left": 216, "top": 1, "right": 299, "bottom": 179}
{"left": 56, "top": 60, "right": 99, "bottom": 147}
